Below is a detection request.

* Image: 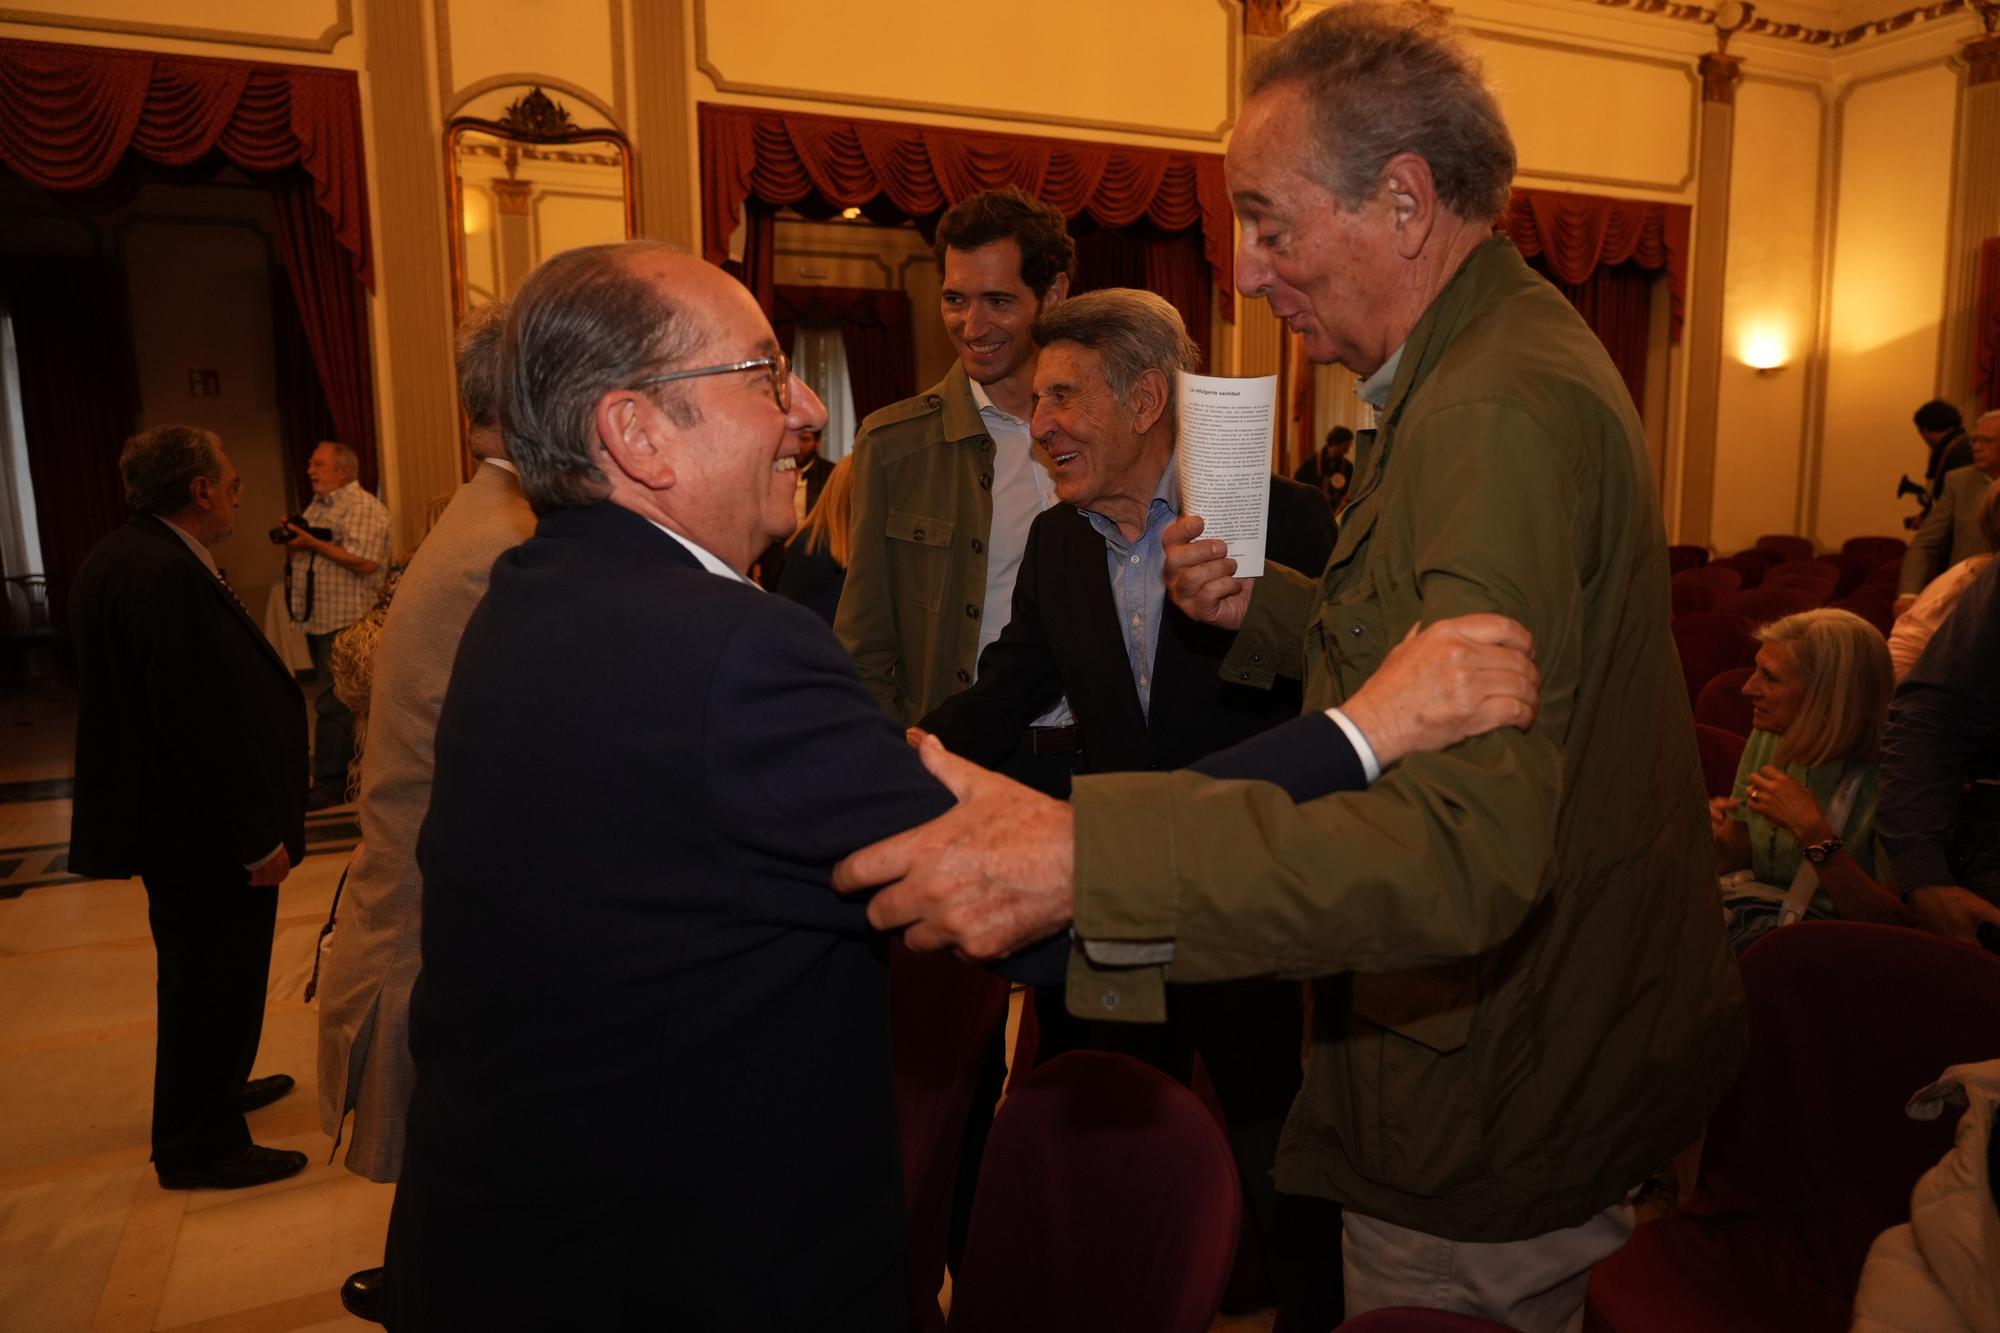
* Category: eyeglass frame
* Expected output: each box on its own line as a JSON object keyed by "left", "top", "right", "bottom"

{"left": 629, "top": 353, "right": 791, "bottom": 414}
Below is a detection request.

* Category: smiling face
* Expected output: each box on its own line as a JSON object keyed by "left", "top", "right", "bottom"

{"left": 608, "top": 255, "right": 828, "bottom": 569}
{"left": 306, "top": 443, "right": 348, "bottom": 497}
{"left": 1742, "top": 641, "right": 1806, "bottom": 735}
{"left": 941, "top": 240, "right": 1054, "bottom": 391}
{"left": 1227, "top": 83, "right": 1403, "bottom": 376}
{"left": 1030, "top": 342, "right": 1172, "bottom": 529}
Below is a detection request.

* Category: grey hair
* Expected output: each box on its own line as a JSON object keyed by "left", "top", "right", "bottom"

{"left": 316, "top": 440, "right": 361, "bottom": 480}
{"left": 455, "top": 301, "right": 509, "bottom": 431}
{"left": 1247, "top": 2, "right": 1516, "bottom": 224}
{"left": 1030, "top": 288, "right": 1199, "bottom": 430}
{"left": 502, "top": 240, "right": 704, "bottom": 512}
{"left": 120, "top": 425, "right": 224, "bottom": 515}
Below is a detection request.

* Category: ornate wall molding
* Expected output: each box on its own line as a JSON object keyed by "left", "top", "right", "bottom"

{"left": 0, "top": 3, "right": 353, "bottom": 53}
{"left": 444, "top": 75, "right": 627, "bottom": 132}
{"left": 1965, "top": 32, "right": 2000, "bottom": 82}
{"left": 1586, "top": 0, "right": 1974, "bottom": 51}
{"left": 1701, "top": 51, "right": 1744, "bottom": 102}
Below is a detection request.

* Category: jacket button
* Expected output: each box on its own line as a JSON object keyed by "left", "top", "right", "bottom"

{"left": 1100, "top": 991, "right": 1120, "bottom": 1012}
{"left": 970, "top": 538, "right": 983, "bottom": 554}
{"left": 1251, "top": 652, "right": 1264, "bottom": 664}
{"left": 1350, "top": 624, "right": 1365, "bottom": 637}
{"left": 966, "top": 604, "right": 979, "bottom": 619}
{"left": 1237, "top": 669, "right": 1251, "bottom": 681}
{"left": 979, "top": 473, "right": 993, "bottom": 490}
{"left": 912, "top": 528, "right": 925, "bottom": 541}
{"left": 956, "top": 669, "right": 970, "bottom": 684}
{"left": 926, "top": 396, "right": 941, "bottom": 408}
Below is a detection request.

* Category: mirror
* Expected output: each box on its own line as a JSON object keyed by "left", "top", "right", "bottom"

{"left": 446, "top": 87, "right": 635, "bottom": 314}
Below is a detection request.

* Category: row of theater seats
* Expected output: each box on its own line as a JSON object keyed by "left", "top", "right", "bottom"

{"left": 942, "top": 922, "right": 2000, "bottom": 1333}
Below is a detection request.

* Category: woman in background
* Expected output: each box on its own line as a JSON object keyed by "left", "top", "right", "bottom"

{"left": 775, "top": 454, "right": 855, "bottom": 626}
{"left": 1713, "top": 607, "right": 1906, "bottom": 953}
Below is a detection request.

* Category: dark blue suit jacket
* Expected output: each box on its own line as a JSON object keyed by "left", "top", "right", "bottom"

{"left": 393, "top": 502, "right": 950, "bottom": 1329}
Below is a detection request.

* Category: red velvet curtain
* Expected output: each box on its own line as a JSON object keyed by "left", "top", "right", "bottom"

{"left": 0, "top": 38, "right": 378, "bottom": 490}
{"left": 1502, "top": 188, "right": 1689, "bottom": 342}
{"left": 700, "top": 103, "right": 1235, "bottom": 318}
{"left": 1527, "top": 257, "right": 1654, "bottom": 412}
{"left": 1073, "top": 224, "right": 1213, "bottom": 373}
{"left": 1977, "top": 237, "right": 2000, "bottom": 414}
{"left": 270, "top": 171, "right": 379, "bottom": 493}
{"left": 5, "top": 257, "right": 141, "bottom": 611}
{"left": 772, "top": 285, "right": 916, "bottom": 423}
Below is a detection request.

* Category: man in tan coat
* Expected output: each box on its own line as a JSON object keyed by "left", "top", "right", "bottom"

{"left": 314, "top": 303, "right": 535, "bottom": 1322}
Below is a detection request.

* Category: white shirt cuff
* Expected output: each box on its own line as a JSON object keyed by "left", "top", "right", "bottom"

{"left": 245, "top": 843, "right": 285, "bottom": 871}
{"left": 1323, "top": 707, "right": 1383, "bottom": 785}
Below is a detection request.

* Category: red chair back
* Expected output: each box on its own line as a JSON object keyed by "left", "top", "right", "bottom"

{"left": 947, "top": 1052, "right": 1243, "bottom": 1333}
{"left": 1761, "top": 568, "right": 1836, "bottom": 606}
{"left": 1693, "top": 668, "right": 1756, "bottom": 738}
{"left": 1834, "top": 591, "right": 1896, "bottom": 637}
{"left": 892, "top": 943, "right": 1012, "bottom": 1331}
{"left": 1670, "top": 576, "right": 1721, "bottom": 615}
{"left": 1671, "top": 612, "right": 1757, "bottom": 705}
{"left": 1826, "top": 552, "right": 1877, "bottom": 598}
{"left": 1719, "top": 586, "right": 1818, "bottom": 626}
{"left": 1697, "top": 924, "right": 2000, "bottom": 1295}
{"left": 1755, "top": 534, "right": 1815, "bottom": 563}
{"left": 1667, "top": 544, "right": 1709, "bottom": 576}
{"left": 1676, "top": 564, "right": 1741, "bottom": 596}
{"left": 1711, "top": 552, "right": 1769, "bottom": 589}
{"left": 1842, "top": 536, "right": 1907, "bottom": 566}
{"left": 1692, "top": 723, "right": 1747, "bottom": 797}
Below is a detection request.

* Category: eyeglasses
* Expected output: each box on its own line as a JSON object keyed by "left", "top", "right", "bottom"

{"left": 631, "top": 353, "right": 791, "bottom": 414}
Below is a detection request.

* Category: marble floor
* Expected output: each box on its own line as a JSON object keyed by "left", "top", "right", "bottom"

{"left": 0, "top": 676, "right": 1277, "bottom": 1332}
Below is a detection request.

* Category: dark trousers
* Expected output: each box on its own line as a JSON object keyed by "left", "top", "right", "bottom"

{"left": 143, "top": 877, "right": 279, "bottom": 1170}
{"left": 306, "top": 629, "right": 356, "bottom": 795}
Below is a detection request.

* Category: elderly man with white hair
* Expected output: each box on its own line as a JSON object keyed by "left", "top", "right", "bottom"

{"left": 835, "top": 6, "right": 1745, "bottom": 1328}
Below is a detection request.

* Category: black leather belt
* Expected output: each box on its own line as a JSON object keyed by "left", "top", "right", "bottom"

{"left": 1014, "top": 725, "right": 1082, "bottom": 757}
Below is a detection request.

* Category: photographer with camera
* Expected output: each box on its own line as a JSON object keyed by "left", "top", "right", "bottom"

{"left": 281, "top": 441, "right": 390, "bottom": 809}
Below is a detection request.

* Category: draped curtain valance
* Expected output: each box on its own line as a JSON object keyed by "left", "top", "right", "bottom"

{"left": 699, "top": 103, "right": 1234, "bottom": 317}
{"left": 0, "top": 37, "right": 372, "bottom": 287}
{"left": 1501, "top": 188, "right": 1688, "bottom": 342}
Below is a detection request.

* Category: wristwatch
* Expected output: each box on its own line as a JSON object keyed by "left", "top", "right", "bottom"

{"left": 1803, "top": 836, "right": 1843, "bottom": 865}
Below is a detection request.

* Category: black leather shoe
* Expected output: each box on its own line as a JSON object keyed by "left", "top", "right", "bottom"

{"left": 341, "top": 1267, "right": 386, "bottom": 1324}
{"left": 240, "top": 1073, "right": 296, "bottom": 1113}
{"left": 157, "top": 1143, "right": 308, "bottom": 1190}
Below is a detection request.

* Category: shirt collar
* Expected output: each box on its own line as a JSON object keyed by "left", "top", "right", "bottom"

{"left": 159, "top": 515, "right": 219, "bottom": 575}
{"left": 641, "top": 518, "right": 757, "bottom": 588}
{"left": 968, "top": 375, "right": 1029, "bottom": 432}
{"left": 1357, "top": 342, "right": 1406, "bottom": 410}
{"left": 483, "top": 458, "right": 518, "bottom": 476}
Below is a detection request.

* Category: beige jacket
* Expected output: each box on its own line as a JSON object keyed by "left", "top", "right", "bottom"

{"left": 314, "top": 462, "right": 536, "bottom": 1180}
{"left": 1900, "top": 467, "right": 1998, "bottom": 596}
{"left": 1852, "top": 1060, "right": 2000, "bottom": 1333}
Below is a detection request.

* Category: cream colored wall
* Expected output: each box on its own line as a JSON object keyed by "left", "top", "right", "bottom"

{"left": 1709, "top": 77, "right": 1825, "bottom": 552}
{"left": 1816, "top": 62, "right": 1959, "bottom": 548}
{"left": 121, "top": 202, "right": 294, "bottom": 622}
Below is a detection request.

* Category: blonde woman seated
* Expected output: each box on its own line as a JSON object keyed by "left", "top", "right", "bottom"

{"left": 1713, "top": 608, "right": 1908, "bottom": 954}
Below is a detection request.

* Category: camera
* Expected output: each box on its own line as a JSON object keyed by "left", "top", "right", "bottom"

{"left": 269, "top": 515, "right": 334, "bottom": 545}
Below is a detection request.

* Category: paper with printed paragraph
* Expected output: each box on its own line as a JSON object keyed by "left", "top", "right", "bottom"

{"left": 1175, "top": 372, "right": 1275, "bottom": 579}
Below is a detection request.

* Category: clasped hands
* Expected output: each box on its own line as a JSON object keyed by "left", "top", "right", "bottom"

{"left": 830, "top": 514, "right": 1543, "bottom": 961}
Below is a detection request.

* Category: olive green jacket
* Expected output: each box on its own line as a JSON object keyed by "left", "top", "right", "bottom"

{"left": 836, "top": 363, "right": 1000, "bottom": 722}
{"left": 1064, "top": 237, "right": 1747, "bottom": 1242}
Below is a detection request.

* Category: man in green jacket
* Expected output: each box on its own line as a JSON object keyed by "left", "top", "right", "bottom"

{"left": 835, "top": 6, "right": 1745, "bottom": 1329}
{"left": 836, "top": 187, "right": 1084, "bottom": 797}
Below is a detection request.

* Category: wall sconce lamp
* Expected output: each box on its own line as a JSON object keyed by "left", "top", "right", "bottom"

{"left": 1741, "top": 325, "right": 1789, "bottom": 376}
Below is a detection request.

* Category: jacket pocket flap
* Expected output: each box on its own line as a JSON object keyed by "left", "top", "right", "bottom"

{"left": 885, "top": 510, "right": 953, "bottom": 547}
{"left": 1350, "top": 969, "right": 1477, "bottom": 1054}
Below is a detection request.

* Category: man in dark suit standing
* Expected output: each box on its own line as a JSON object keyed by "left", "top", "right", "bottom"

{"left": 382, "top": 243, "right": 954, "bottom": 1331}
{"left": 69, "top": 425, "right": 309, "bottom": 1190}
{"left": 755, "top": 423, "right": 834, "bottom": 589}
{"left": 921, "top": 288, "right": 1343, "bottom": 1329}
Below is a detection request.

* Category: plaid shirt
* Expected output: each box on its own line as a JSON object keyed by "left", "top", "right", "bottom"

{"left": 288, "top": 480, "right": 391, "bottom": 634}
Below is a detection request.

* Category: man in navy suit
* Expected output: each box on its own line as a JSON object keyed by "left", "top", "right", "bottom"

{"left": 382, "top": 241, "right": 1540, "bottom": 1331}
{"left": 69, "top": 425, "right": 309, "bottom": 1191}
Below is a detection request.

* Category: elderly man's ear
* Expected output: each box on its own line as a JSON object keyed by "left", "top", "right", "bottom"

{"left": 1129, "top": 368, "right": 1170, "bottom": 435}
{"left": 596, "top": 392, "right": 677, "bottom": 490}
{"left": 1380, "top": 151, "right": 1442, "bottom": 260}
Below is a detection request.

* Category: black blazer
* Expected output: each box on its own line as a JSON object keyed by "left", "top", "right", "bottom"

{"left": 398, "top": 501, "right": 951, "bottom": 1327}
{"left": 923, "top": 476, "right": 1339, "bottom": 776}
{"left": 67, "top": 515, "right": 306, "bottom": 882}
